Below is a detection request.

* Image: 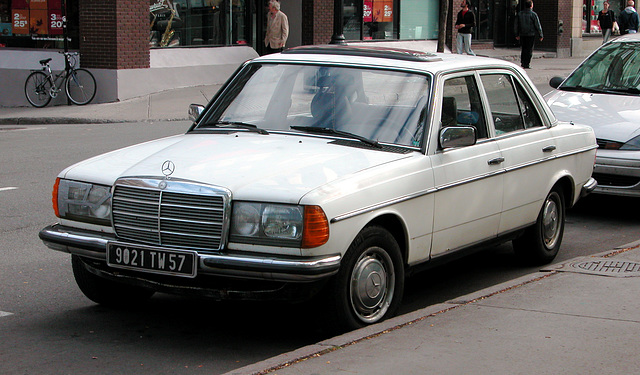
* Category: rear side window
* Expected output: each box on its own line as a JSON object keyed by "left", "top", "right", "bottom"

{"left": 480, "top": 74, "right": 542, "bottom": 135}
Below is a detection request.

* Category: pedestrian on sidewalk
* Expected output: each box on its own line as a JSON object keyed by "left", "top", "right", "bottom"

{"left": 455, "top": 0, "right": 476, "bottom": 55}
{"left": 598, "top": 1, "right": 617, "bottom": 43}
{"left": 264, "top": 0, "right": 289, "bottom": 54}
{"left": 619, "top": 0, "right": 640, "bottom": 34}
{"left": 514, "top": 0, "right": 543, "bottom": 69}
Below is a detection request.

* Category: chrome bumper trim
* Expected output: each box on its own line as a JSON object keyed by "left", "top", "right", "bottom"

{"left": 39, "top": 224, "right": 341, "bottom": 282}
{"left": 581, "top": 177, "right": 598, "bottom": 198}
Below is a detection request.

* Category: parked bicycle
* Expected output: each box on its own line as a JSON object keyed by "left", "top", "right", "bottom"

{"left": 24, "top": 51, "right": 97, "bottom": 108}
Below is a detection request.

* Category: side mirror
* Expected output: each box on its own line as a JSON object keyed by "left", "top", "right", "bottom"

{"left": 189, "top": 104, "right": 205, "bottom": 122}
{"left": 440, "top": 126, "right": 477, "bottom": 149}
{"left": 549, "top": 76, "right": 565, "bottom": 89}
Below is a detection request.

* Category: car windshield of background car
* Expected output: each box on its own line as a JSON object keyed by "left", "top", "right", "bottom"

{"left": 562, "top": 43, "right": 640, "bottom": 94}
{"left": 207, "top": 64, "right": 431, "bottom": 148}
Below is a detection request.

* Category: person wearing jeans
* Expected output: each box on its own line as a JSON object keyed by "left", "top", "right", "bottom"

{"left": 455, "top": 0, "right": 476, "bottom": 55}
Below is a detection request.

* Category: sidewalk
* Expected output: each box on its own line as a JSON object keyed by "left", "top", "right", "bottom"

{"left": 0, "top": 48, "right": 586, "bottom": 125}
{"left": 227, "top": 241, "right": 640, "bottom": 375}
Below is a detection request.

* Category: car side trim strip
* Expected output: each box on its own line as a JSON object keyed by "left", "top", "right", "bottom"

{"left": 330, "top": 144, "right": 598, "bottom": 224}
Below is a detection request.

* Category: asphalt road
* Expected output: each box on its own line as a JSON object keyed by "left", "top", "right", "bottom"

{"left": 1, "top": 121, "right": 638, "bottom": 374}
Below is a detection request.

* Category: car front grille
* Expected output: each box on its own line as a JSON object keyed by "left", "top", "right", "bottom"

{"left": 111, "top": 178, "right": 230, "bottom": 252}
{"left": 592, "top": 173, "right": 640, "bottom": 187}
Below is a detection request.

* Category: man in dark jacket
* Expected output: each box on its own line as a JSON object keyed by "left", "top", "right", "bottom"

{"left": 619, "top": 0, "right": 640, "bottom": 34}
{"left": 455, "top": 0, "right": 476, "bottom": 55}
{"left": 514, "top": 0, "right": 543, "bottom": 69}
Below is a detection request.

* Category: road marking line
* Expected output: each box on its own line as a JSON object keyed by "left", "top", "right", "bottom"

{"left": 0, "top": 187, "right": 18, "bottom": 192}
{"left": 0, "top": 311, "right": 13, "bottom": 318}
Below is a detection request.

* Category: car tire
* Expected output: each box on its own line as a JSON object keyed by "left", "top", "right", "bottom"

{"left": 513, "top": 188, "right": 565, "bottom": 265}
{"left": 324, "top": 226, "right": 404, "bottom": 332}
{"left": 71, "top": 255, "right": 155, "bottom": 306}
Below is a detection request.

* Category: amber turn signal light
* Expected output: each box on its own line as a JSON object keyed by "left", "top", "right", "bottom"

{"left": 302, "top": 205, "right": 329, "bottom": 248}
{"left": 52, "top": 178, "right": 60, "bottom": 217}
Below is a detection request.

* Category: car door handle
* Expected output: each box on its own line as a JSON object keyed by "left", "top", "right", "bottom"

{"left": 542, "top": 145, "right": 557, "bottom": 152}
{"left": 488, "top": 157, "right": 505, "bottom": 165}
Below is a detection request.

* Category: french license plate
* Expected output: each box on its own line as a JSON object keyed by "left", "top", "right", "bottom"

{"left": 107, "top": 243, "right": 197, "bottom": 278}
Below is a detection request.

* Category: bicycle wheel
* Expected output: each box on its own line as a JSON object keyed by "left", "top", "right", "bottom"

{"left": 65, "top": 68, "right": 96, "bottom": 105}
{"left": 24, "top": 71, "right": 53, "bottom": 108}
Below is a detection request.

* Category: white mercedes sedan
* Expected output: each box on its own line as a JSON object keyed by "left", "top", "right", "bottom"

{"left": 40, "top": 46, "right": 597, "bottom": 331}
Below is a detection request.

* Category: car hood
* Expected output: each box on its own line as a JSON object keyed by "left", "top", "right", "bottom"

{"left": 60, "top": 132, "right": 413, "bottom": 203}
{"left": 546, "top": 90, "right": 640, "bottom": 142}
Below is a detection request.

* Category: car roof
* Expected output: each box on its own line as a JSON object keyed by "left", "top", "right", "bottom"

{"left": 252, "top": 45, "right": 521, "bottom": 74}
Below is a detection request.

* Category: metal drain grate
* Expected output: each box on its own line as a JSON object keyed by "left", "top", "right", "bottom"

{"left": 563, "top": 258, "right": 640, "bottom": 277}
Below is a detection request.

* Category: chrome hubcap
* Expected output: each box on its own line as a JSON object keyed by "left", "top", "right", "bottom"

{"left": 542, "top": 196, "right": 560, "bottom": 249}
{"left": 350, "top": 247, "right": 395, "bottom": 324}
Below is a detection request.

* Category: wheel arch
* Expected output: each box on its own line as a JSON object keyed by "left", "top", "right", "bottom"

{"left": 365, "top": 213, "right": 409, "bottom": 266}
{"left": 552, "top": 175, "right": 575, "bottom": 208}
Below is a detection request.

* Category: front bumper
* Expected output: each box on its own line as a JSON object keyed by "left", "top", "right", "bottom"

{"left": 593, "top": 152, "right": 640, "bottom": 197}
{"left": 39, "top": 224, "right": 341, "bottom": 282}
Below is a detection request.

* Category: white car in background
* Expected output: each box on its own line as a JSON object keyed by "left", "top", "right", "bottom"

{"left": 546, "top": 34, "right": 640, "bottom": 197}
{"left": 40, "top": 46, "right": 597, "bottom": 331}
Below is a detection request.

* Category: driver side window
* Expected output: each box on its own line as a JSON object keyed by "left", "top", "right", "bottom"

{"left": 441, "top": 75, "right": 488, "bottom": 139}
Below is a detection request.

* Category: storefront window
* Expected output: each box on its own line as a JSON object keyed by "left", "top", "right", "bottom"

{"left": 0, "top": 0, "right": 79, "bottom": 48}
{"left": 583, "top": 0, "right": 623, "bottom": 34}
{"left": 399, "top": 0, "right": 437, "bottom": 40}
{"left": 151, "top": 0, "right": 250, "bottom": 47}
{"left": 343, "top": 0, "right": 398, "bottom": 41}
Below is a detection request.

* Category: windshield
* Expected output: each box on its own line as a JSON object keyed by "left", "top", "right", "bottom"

{"left": 561, "top": 42, "right": 640, "bottom": 94}
{"left": 198, "top": 63, "right": 431, "bottom": 148}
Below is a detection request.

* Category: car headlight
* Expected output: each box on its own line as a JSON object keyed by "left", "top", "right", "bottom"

{"left": 53, "top": 178, "right": 112, "bottom": 226}
{"left": 621, "top": 135, "right": 640, "bottom": 151}
{"left": 230, "top": 202, "right": 329, "bottom": 248}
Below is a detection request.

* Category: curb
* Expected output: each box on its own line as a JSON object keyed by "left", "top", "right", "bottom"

{"left": 224, "top": 240, "right": 640, "bottom": 375}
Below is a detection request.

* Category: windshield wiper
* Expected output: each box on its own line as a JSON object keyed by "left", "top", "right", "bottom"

{"left": 203, "top": 121, "right": 269, "bottom": 135}
{"left": 559, "top": 85, "right": 611, "bottom": 94}
{"left": 290, "top": 126, "right": 382, "bottom": 148}
{"left": 601, "top": 87, "right": 640, "bottom": 95}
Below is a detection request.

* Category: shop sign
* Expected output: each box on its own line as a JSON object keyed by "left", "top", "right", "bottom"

{"left": 12, "top": 10, "right": 29, "bottom": 34}
{"left": 30, "top": 9, "right": 49, "bottom": 34}
{"left": 383, "top": 0, "right": 393, "bottom": 23}
{"left": 49, "top": 12, "right": 64, "bottom": 35}
{"left": 372, "top": 0, "right": 392, "bottom": 23}
{"left": 363, "top": 0, "right": 372, "bottom": 22}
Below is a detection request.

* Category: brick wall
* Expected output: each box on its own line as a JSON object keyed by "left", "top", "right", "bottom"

{"left": 312, "top": 0, "right": 333, "bottom": 45}
{"left": 557, "top": 0, "right": 572, "bottom": 51}
{"left": 79, "top": 0, "right": 149, "bottom": 69}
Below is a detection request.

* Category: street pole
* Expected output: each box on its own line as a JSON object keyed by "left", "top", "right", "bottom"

{"left": 329, "top": 0, "right": 346, "bottom": 45}
{"left": 437, "top": 0, "right": 449, "bottom": 52}
{"left": 61, "top": 0, "right": 71, "bottom": 105}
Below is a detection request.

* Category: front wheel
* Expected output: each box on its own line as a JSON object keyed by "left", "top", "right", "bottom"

{"left": 513, "top": 188, "right": 565, "bottom": 265}
{"left": 324, "top": 226, "right": 405, "bottom": 331}
{"left": 72, "top": 255, "right": 154, "bottom": 306}
{"left": 24, "top": 71, "right": 52, "bottom": 108}
{"left": 65, "top": 68, "right": 96, "bottom": 105}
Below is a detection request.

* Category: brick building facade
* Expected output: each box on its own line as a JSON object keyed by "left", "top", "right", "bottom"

{"left": 0, "top": 0, "right": 610, "bottom": 107}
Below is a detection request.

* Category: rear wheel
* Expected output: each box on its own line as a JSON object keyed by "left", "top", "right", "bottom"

{"left": 24, "top": 71, "right": 52, "bottom": 108}
{"left": 65, "top": 68, "right": 96, "bottom": 105}
{"left": 72, "top": 255, "right": 154, "bottom": 306}
{"left": 325, "top": 226, "right": 405, "bottom": 331}
{"left": 513, "top": 188, "right": 565, "bottom": 265}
